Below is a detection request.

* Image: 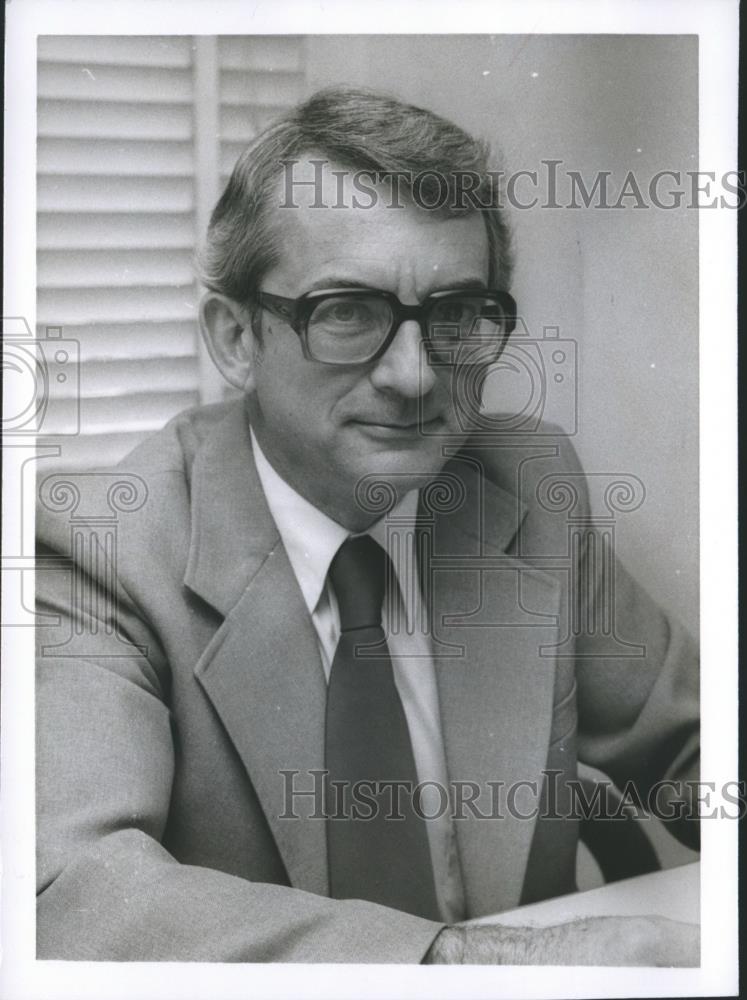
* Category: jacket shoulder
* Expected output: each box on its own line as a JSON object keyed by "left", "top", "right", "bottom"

{"left": 36, "top": 401, "right": 242, "bottom": 569}
{"left": 114, "top": 400, "right": 241, "bottom": 479}
{"left": 465, "top": 419, "right": 586, "bottom": 504}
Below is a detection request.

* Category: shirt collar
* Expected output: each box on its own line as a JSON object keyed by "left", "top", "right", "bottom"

{"left": 250, "top": 429, "right": 419, "bottom": 616}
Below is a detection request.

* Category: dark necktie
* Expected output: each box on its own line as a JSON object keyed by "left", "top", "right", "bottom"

{"left": 324, "top": 534, "right": 440, "bottom": 920}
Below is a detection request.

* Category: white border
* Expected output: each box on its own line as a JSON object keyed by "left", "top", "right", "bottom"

{"left": 2, "top": 1, "right": 739, "bottom": 998}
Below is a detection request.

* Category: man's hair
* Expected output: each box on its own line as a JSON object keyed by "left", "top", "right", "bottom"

{"left": 198, "top": 86, "right": 513, "bottom": 307}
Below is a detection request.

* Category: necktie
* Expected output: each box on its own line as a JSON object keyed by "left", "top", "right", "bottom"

{"left": 324, "top": 534, "right": 440, "bottom": 920}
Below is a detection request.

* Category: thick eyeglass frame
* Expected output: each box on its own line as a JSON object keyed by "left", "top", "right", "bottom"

{"left": 256, "top": 287, "right": 517, "bottom": 366}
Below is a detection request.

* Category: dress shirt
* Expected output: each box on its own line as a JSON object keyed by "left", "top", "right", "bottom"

{"left": 250, "top": 430, "right": 466, "bottom": 923}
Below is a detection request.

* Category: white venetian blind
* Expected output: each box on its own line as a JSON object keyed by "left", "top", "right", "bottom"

{"left": 218, "top": 35, "right": 306, "bottom": 182}
{"left": 36, "top": 34, "right": 305, "bottom": 472}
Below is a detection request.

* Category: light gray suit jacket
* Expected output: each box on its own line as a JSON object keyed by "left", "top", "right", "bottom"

{"left": 35, "top": 400, "right": 699, "bottom": 962}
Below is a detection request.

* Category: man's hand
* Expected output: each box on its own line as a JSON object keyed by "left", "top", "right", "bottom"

{"left": 424, "top": 915, "right": 699, "bottom": 966}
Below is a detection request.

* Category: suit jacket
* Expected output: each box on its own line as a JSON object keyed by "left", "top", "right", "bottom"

{"left": 35, "top": 400, "right": 699, "bottom": 962}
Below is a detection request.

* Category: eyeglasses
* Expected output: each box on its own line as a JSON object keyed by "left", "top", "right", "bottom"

{"left": 256, "top": 287, "right": 517, "bottom": 366}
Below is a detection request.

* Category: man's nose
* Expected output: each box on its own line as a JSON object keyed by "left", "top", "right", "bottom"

{"left": 368, "top": 320, "right": 437, "bottom": 397}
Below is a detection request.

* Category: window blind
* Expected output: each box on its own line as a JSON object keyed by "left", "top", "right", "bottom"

{"left": 36, "top": 34, "right": 305, "bottom": 472}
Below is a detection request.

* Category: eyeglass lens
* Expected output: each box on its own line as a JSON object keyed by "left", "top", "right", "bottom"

{"left": 306, "top": 294, "right": 508, "bottom": 364}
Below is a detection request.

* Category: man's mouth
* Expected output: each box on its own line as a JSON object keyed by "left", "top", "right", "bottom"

{"left": 351, "top": 416, "right": 444, "bottom": 435}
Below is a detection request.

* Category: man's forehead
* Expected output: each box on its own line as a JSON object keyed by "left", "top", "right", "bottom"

{"left": 272, "top": 154, "right": 397, "bottom": 210}
{"left": 265, "top": 156, "right": 490, "bottom": 293}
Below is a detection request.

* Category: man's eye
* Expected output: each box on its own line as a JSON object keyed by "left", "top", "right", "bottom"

{"left": 430, "top": 299, "right": 481, "bottom": 338}
{"left": 329, "top": 303, "right": 363, "bottom": 322}
{"left": 434, "top": 302, "right": 469, "bottom": 323}
{"left": 433, "top": 299, "right": 483, "bottom": 325}
{"left": 314, "top": 299, "right": 376, "bottom": 326}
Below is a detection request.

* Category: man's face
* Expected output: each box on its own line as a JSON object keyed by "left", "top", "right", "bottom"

{"left": 246, "top": 159, "right": 490, "bottom": 528}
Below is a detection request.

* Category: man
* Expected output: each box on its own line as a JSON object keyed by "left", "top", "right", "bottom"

{"left": 36, "top": 87, "right": 699, "bottom": 964}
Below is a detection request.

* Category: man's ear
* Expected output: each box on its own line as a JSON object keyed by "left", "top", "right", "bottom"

{"left": 198, "top": 292, "right": 258, "bottom": 393}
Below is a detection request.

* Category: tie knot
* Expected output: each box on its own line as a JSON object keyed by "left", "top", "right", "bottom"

{"left": 329, "top": 534, "right": 389, "bottom": 632}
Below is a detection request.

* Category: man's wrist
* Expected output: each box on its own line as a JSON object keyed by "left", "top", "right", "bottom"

{"left": 423, "top": 923, "right": 557, "bottom": 965}
{"left": 422, "top": 926, "right": 465, "bottom": 964}
{"left": 421, "top": 916, "right": 699, "bottom": 966}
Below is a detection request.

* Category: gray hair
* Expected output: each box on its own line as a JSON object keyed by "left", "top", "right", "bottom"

{"left": 198, "top": 86, "right": 513, "bottom": 306}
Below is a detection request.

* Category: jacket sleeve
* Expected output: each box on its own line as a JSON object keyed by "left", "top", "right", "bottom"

{"left": 574, "top": 552, "right": 700, "bottom": 848}
{"left": 550, "top": 436, "right": 701, "bottom": 850}
{"left": 35, "top": 538, "right": 443, "bottom": 963}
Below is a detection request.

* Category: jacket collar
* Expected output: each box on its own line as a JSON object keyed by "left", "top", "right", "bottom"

{"left": 184, "top": 402, "right": 280, "bottom": 614}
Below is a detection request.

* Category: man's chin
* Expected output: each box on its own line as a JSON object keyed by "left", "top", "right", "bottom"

{"left": 351, "top": 440, "right": 451, "bottom": 498}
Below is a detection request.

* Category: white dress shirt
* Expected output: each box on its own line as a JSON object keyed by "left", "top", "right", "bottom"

{"left": 250, "top": 430, "right": 466, "bottom": 923}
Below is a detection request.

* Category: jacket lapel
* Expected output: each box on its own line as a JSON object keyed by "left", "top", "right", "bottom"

{"left": 423, "top": 453, "right": 561, "bottom": 918}
{"left": 186, "top": 404, "right": 330, "bottom": 896}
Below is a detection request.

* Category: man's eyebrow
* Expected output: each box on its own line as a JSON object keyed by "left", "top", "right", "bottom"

{"left": 299, "top": 277, "right": 490, "bottom": 295}
{"left": 432, "top": 277, "right": 489, "bottom": 292}
{"left": 300, "top": 278, "right": 378, "bottom": 294}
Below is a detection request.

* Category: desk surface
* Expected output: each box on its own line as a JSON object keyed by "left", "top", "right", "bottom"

{"left": 470, "top": 862, "right": 700, "bottom": 928}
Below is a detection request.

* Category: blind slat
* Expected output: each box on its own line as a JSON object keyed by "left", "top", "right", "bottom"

{"left": 218, "top": 36, "right": 303, "bottom": 73}
{"left": 38, "top": 62, "right": 193, "bottom": 104}
{"left": 36, "top": 321, "right": 197, "bottom": 361}
{"left": 50, "top": 357, "right": 199, "bottom": 399}
{"left": 38, "top": 99, "right": 193, "bottom": 140}
{"left": 38, "top": 212, "right": 194, "bottom": 250}
{"left": 38, "top": 138, "right": 194, "bottom": 177}
{"left": 38, "top": 249, "right": 195, "bottom": 290}
{"left": 38, "top": 35, "right": 193, "bottom": 68}
{"left": 219, "top": 104, "right": 289, "bottom": 142}
{"left": 38, "top": 176, "right": 193, "bottom": 213}
{"left": 220, "top": 68, "right": 303, "bottom": 106}
{"left": 43, "top": 391, "right": 200, "bottom": 435}
{"left": 38, "top": 286, "right": 197, "bottom": 326}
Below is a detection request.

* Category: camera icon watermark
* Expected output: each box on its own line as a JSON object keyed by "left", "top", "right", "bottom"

{"left": 419, "top": 319, "right": 578, "bottom": 438}
{"left": 2, "top": 316, "right": 80, "bottom": 435}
